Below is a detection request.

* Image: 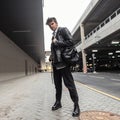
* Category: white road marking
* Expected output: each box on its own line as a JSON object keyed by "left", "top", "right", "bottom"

{"left": 79, "top": 75, "right": 87, "bottom": 76}
{"left": 89, "top": 75, "right": 104, "bottom": 79}
{"left": 111, "top": 79, "right": 120, "bottom": 82}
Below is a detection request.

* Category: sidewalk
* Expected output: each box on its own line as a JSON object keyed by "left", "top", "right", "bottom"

{"left": 0, "top": 73, "right": 120, "bottom": 120}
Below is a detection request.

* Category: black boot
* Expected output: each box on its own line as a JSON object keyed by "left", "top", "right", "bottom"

{"left": 72, "top": 103, "right": 80, "bottom": 117}
{"left": 52, "top": 101, "right": 62, "bottom": 111}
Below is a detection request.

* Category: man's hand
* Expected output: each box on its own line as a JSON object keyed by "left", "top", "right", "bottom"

{"left": 49, "top": 54, "right": 53, "bottom": 61}
{"left": 52, "top": 38, "right": 57, "bottom": 43}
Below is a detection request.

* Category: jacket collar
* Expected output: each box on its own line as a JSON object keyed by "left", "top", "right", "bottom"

{"left": 53, "top": 27, "right": 59, "bottom": 37}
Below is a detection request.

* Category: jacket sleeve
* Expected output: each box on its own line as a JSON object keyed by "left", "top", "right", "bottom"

{"left": 54, "top": 27, "right": 74, "bottom": 47}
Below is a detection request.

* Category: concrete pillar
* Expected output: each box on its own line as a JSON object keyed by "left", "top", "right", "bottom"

{"left": 80, "top": 24, "right": 87, "bottom": 73}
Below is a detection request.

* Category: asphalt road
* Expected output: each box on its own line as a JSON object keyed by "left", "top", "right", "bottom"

{"left": 73, "top": 72, "right": 120, "bottom": 99}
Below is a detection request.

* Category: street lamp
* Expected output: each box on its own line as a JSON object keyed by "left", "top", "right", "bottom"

{"left": 92, "top": 53, "right": 96, "bottom": 73}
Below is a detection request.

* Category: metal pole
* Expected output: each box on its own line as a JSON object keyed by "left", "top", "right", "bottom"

{"left": 92, "top": 53, "right": 96, "bottom": 73}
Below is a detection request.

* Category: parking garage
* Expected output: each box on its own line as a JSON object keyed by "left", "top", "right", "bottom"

{"left": 72, "top": 0, "right": 120, "bottom": 72}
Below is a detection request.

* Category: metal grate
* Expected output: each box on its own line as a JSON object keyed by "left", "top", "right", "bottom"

{"left": 79, "top": 111, "right": 120, "bottom": 120}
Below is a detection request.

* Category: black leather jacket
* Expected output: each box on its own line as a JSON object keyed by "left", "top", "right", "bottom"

{"left": 51, "top": 27, "right": 73, "bottom": 69}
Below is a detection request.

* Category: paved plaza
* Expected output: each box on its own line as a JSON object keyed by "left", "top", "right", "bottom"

{"left": 0, "top": 73, "right": 120, "bottom": 120}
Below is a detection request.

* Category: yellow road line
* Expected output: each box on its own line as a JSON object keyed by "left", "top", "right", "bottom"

{"left": 76, "top": 81, "right": 120, "bottom": 101}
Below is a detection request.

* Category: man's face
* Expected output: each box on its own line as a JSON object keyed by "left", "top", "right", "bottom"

{"left": 48, "top": 20, "right": 58, "bottom": 31}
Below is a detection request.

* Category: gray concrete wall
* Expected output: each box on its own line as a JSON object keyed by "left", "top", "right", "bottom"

{"left": 0, "top": 31, "right": 38, "bottom": 82}
{"left": 84, "top": 13, "right": 120, "bottom": 49}
{"left": 76, "top": 12, "right": 120, "bottom": 52}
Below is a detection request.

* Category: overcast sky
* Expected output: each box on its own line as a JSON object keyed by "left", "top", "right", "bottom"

{"left": 43, "top": 0, "right": 92, "bottom": 51}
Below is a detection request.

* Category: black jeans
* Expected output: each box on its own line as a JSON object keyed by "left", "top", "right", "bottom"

{"left": 53, "top": 66, "right": 79, "bottom": 104}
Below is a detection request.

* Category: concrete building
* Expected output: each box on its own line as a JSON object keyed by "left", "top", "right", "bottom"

{"left": 72, "top": 0, "right": 120, "bottom": 73}
{"left": 0, "top": 0, "right": 45, "bottom": 81}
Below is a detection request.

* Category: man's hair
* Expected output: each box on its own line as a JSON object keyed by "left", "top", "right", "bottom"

{"left": 46, "top": 17, "right": 58, "bottom": 25}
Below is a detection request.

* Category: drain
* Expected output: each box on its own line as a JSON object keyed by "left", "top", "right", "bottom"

{"left": 79, "top": 111, "right": 120, "bottom": 120}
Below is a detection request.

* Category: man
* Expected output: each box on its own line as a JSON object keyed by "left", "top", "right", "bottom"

{"left": 46, "top": 17, "right": 80, "bottom": 117}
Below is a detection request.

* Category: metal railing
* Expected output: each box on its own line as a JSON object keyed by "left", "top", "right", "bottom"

{"left": 85, "top": 8, "right": 120, "bottom": 40}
